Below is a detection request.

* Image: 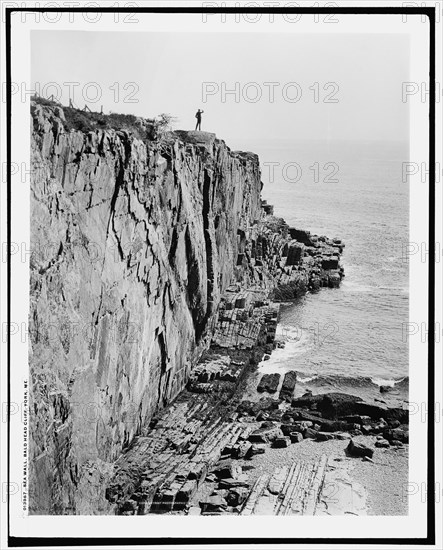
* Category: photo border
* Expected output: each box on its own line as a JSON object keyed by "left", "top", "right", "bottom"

{"left": 5, "top": 4, "right": 436, "bottom": 547}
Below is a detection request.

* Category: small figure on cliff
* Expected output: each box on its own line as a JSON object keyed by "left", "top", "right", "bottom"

{"left": 195, "top": 109, "right": 204, "bottom": 131}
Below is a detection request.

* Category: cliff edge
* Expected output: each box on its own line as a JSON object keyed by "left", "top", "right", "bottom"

{"left": 29, "top": 100, "right": 344, "bottom": 514}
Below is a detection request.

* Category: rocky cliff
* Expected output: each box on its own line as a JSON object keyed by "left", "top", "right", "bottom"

{"left": 29, "top": 100, "right": 344, "bottom": 514}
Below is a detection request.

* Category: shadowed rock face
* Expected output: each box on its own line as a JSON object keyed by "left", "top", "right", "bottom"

{"left": 29, "top": 102, "right": 346, "bottom": 515}
{"left": 29, "top": 103, "right": 262, "bottom": 514}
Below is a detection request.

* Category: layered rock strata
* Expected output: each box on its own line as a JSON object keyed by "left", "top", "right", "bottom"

{"left": 29, "top": 100, "right": 344, "bottom": 514}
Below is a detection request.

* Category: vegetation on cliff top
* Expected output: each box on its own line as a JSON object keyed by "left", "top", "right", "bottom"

{"left": 32, "top": 95, "right": 176, "bottom": 141}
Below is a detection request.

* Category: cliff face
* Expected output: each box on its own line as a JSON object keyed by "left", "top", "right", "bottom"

{"left": 29, "top": 103, "right": 262, "bottom": 513}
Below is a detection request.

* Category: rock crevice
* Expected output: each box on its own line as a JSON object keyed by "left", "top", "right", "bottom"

{"left": 29, "top": 101, "right": 344, "bottom": 514}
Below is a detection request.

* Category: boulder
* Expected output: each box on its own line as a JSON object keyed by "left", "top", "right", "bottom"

{"left": 293, "top": 392, "right": 409, "bottom": 424}
{"left": 281, "top": 423, "right": 297, "bottom": 436}
{"left": 231, "top": 441, "right": 253, "bottom": 459}
{"left": 353, "top": 402, "right": 408, "bottom": 424}
{"left": 250, "top": 444, "right": 266, "bottom": 455}
{"left": 249, "top": 424, "right": 283, "bottom": 443}
{"left": 304, "top": 428, "right": 318, "bottom": 439}
{"left": 257, "top": 373, "right": 281, "bottom": 393}
{"left": 317, "top": 393, "right": 363, "bottom": 419}
{"left": 272, "top": 436, "right": 291, "bottom": 448}
{"left": 288, "top": 228, "right": 314, "bottom": 246}
{"left": 290, "top": 420, "right": 313, "bottom": 432}
{"left": 279, "top": 371, "right": 297, "bottom": 401}
{"left": 322, "top": 258, "right": 339, "bottom": 270}
{"left": 188, "top": 462, "right": 207, "bottom": 483}
{"left": 286, "top": 243, "right": 304, "bottom": 265}
{"left": 383, "top": 427, "right": 409, "bottom": 443}
{"left": 375, "top": 439, "right": 390, "bottom": 448}
{"left": 237, "top": 398, "right": 279, "bottom": 417}
{"left": 212, "top": 460, "right": 242, "bottom": 480}
{"left": 175, "top": 479, "right": 197, "bottom": 510}
{"left": 290, "top": 432, "right": 303, "bottom": 443}
{"left": 226, "top": 487, "right": 248, "bottom": 507}
{"left": 328, "top": 273, "right": 341, "bottom": 288}
{"left": 199, "top": 494, "right": 228, "bottom": 514}
{"left": 346, "top": 439, "right": 374, "bottom": 458}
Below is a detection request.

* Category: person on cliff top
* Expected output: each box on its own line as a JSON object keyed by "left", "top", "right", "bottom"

{"left": 195, "top": 109, "right": 204, "bottom": 131}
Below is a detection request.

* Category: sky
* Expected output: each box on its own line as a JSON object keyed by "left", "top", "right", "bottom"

{"left": 31, "top": 31, "right": 409, "bottom": 150}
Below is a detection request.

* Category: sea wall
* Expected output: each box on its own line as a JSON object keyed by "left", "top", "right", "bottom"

{"left": 29, "top": 101, "right": 344, "bottom": 514}
{"left": 29, "top": 102, "right": 263, "bottom": 513}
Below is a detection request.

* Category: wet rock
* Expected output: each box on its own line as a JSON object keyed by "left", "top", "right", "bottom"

{"left": 346, "top": 439, "right": 374, "bottom": 458}
{"left": 318, "top": 393, "right": 364, "bottom": 419}
{"left": 322, "top": 257, "right": 339, "bottom": 270}
{"left": 257, "top": 373, "right": 281, "bottom": 394}
{"left": 279, "top": 371, "right": 297, "bottom": 401}
{"left": 238, "top": 398, "right": 279, "bottom": 417}
{"left": 293, "top": 392, "right": 408, "bottom": 424}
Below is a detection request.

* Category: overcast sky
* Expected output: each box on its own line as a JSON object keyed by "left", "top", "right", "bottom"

{"left": 31, "top": 31, "right": 409, "bottom": 149}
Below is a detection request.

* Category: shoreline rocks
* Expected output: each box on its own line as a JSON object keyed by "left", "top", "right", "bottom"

{"left": 29, "top": 99, "right": 367, "bottom": 516}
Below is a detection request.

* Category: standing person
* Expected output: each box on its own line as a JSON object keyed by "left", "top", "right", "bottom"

{"left": 195, "top": 109, "right": 204, "bottom": 131}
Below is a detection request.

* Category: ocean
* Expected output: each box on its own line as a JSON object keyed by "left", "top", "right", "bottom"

{"left": 249, "top": 139, "right": 409, "bottom": 400}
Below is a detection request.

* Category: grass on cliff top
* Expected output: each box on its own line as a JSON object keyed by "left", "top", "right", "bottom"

{"left": 33, "top": 95, "right": 156, "bottom": 140}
